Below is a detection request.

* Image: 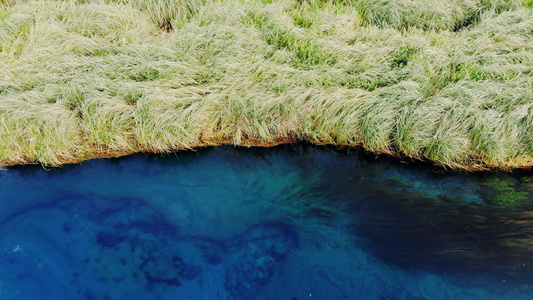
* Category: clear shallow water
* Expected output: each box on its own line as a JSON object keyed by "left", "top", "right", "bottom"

{"left": 0, "top": 144, "right": 533, "bottom": 299}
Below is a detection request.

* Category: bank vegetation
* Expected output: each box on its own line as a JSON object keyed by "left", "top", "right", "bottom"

{"left": 2, "top": 0, "right": 533, "bottom": 169}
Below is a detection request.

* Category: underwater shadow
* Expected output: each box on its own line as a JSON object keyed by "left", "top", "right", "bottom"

{"left": 349, "top": 190, "right": 533, "bottom": 285}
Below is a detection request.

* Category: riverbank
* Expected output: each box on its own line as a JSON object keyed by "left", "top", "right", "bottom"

{"left": 2, "top": 0, "right": 533, "bottom": 170}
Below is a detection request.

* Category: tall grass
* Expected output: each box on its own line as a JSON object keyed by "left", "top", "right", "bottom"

{"left": 113, "top": 0, "right": 203, "bottom": 30}
{"left": 1, "top": 0, "right": 533, "bottom": 169}
{"left": 355, "top": 0, "right": 524, "bottom": 31}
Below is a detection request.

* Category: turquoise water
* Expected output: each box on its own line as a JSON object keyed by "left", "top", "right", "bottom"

{"left": 0, "top": 144, "right": 532, "bottom": 299}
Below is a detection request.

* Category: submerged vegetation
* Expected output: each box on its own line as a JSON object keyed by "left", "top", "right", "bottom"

{"left": 2, "top": 0, "right": 533, "bottom": 168}
{"left": 484, "top": 176, "right": 529, "bottom": 207}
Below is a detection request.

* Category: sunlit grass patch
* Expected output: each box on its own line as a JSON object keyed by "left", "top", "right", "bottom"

{"left": 114, "top": 0, "right": 203, "bottom": 31}
{"left": 134, "top": 87, "right": 206, "bottom": 151}
{"left": 0, "top": 100, "right": 81, "bottom": 165}
{"left": 80, "top": 96, "right": 137, "bottom": 152}
{"left": 354, "top": 0, "right": 524, "bottom": 31}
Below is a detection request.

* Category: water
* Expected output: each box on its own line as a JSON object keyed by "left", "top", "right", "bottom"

{"left": 0, "top": 144, "right": 532, "bottom": 299}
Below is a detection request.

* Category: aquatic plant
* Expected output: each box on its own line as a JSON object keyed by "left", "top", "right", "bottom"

{"left": 520, "top": 175, "right": 533, "bottom": 182}
{"left": 485, "top": 176, "right": 529, "bottom": 208}
{"left": 2, "top": 0, "right": 533, "bottom": 169}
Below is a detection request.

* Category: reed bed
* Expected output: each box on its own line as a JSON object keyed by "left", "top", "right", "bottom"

{"left": 1, "top": 0, "right": 533, "bottom": 169}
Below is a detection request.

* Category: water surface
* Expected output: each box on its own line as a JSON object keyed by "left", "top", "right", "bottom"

{"left": 1, "top": 144, "right": 532, "bottom": 299}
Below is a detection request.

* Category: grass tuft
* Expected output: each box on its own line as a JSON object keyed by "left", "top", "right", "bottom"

{"left": 114, "top": 0, "right": 203, "bottom": 31}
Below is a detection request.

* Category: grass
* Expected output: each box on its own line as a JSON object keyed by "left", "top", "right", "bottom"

{"left": 1, "top": 0, "right": 533, "bottom": 169}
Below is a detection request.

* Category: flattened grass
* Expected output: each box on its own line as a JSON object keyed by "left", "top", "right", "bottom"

{"left": 2, "top": 0, "right": 533, "bottom": 169}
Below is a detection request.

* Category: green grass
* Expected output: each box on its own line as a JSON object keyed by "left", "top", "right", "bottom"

{"left": 2, "top": 0, "right": 533, "bottom": 169}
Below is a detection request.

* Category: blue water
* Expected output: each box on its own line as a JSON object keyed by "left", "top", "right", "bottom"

{"left": 0, "top": 144, "right": 532, "bottom": 299}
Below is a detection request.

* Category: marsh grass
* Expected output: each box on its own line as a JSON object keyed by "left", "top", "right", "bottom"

{"left": 112, "top": 0, "right": 203, "bottom": 31}
{"left": 2, "top": 0, "right": 533, "bottom": 168}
